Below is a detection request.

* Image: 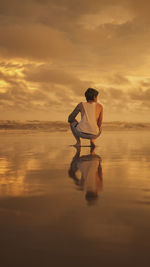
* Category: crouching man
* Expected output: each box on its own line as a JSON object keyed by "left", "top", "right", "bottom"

{"left": 68, "top": 88, "right": 103, "bottom": 147}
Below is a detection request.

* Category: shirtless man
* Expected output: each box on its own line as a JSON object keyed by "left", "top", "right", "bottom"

{"left": 68, "top": 88, "right": 103, "bottom": 147}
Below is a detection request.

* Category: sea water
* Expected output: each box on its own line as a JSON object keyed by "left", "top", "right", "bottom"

{"left": 0, "top": 130, "right": 150, "bottom": 267}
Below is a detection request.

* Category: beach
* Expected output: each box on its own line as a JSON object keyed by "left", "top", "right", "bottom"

{"left": 0, "top": 128, "right": 150, "bottom": 266}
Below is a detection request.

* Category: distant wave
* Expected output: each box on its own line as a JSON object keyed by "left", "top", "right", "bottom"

{"left": 0, "top": 120, "right": 68, "bottom": 131}
{"left": 0, "top": 120, "right": 150, "bottom": 131}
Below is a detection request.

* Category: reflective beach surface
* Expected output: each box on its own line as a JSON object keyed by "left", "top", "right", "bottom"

{"left": 0, "top": 130, "right": 150, "bottom": 267}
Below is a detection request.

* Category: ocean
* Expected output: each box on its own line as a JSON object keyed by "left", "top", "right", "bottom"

{"left": 0, "top": 129, "right": 150, "bottom": 266}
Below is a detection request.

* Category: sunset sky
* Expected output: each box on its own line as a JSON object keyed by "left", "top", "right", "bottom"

{"left": 0, "top": 0, "right": 150, "bottom": 122}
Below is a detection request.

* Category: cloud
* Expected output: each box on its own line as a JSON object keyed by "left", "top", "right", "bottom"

{"left": 0, "top": 0, "right": 150, "bottom": 121}
{"left": 0, "top": 68, "right": 60, "bottom": 112}
{"left": 0, "top": 23, "right": 77, "bottom": 61}
{"left": 105, "top": 73, "right": 131, "bottom": 85}
{"left": 23, "top": 64, "right": 93, "bottom": 96}
{"left": 23, "top": 65, "right": 81, "bottom": 85}
{"left": 79, "top": 5, "right": 135, "bottom": 30}
{"left": 129, "top": 88, "right": 150, "bottom": 102}
{"left": 0, "top": 60, "right": 149, "bottom": 121}
{"left": 0, "top": 63, "right": 85, "bottom": 115}
{"left": 0, "top": 0, "right": 150, "bottom": 71}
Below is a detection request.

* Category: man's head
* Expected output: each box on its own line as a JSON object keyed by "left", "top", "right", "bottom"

{"left": 85, "top": 88, "right": 99, "bottom": 102}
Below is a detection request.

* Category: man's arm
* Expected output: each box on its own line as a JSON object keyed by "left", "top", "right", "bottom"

{"left": 68, "top": 103, "right": 81, "bottom": 123}
{"left": 97, "top": 105, "right": 103, "bottom": 129}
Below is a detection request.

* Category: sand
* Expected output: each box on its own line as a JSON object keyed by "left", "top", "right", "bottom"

{"left": 0, "top": 130, "right": 150, "bottom": 266}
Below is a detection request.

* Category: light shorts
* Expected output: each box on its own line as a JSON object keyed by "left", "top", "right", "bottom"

{"left": 70, "top": 121, "right": 101, "bottom": 140}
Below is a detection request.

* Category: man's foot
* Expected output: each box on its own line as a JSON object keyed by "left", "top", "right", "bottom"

{"left": 73, "top": 142, "right": 81, "bottom": 148}
{"left": 90, "top": 140, "right": 96, "bottom": 148}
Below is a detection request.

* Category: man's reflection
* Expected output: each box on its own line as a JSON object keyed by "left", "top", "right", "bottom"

{"left": 68, "top": 147, "right": 103, "bottom": 205}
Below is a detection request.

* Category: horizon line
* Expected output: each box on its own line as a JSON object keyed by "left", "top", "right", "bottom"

{"left": 0, "top": 120, "right": 150, "bottom": 124}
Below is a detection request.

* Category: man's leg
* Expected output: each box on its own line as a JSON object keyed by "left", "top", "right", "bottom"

{"left": 90, "top": 129, "right": 102, "bottom": 147}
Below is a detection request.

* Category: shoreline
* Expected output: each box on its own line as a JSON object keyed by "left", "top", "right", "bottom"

{"left": 0, "top": 121, "right": 150, "bottom": 132}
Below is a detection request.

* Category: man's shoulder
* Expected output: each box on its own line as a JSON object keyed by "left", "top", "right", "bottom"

{"left": 97, "top": 103, "right": 103, "bottom": 110}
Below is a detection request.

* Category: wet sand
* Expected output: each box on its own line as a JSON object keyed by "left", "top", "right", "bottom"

{"left": 0, "top": 130, "right": 150, "bottom": 266}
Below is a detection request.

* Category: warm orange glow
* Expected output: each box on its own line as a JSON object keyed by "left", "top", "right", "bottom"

{"left": 0, "top": 2, "right": 150, "bottom": 122}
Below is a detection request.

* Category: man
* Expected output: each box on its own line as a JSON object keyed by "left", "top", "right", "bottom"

{"left": 68, "top": 88, "right": 103, "bottom": 147}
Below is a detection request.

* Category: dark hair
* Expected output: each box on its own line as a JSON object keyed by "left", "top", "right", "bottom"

{"left": 85, "top": 88, "right": 99, "bottom": 101}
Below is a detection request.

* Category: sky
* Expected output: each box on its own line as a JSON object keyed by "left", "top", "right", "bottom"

{"left": 0, "top": 0, "right": 150, "bottom": 122}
